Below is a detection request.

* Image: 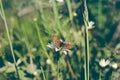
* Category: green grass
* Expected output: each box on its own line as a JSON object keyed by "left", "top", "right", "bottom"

{"left": 0, "top": 0, "right": 20, "bottom": 79}
{"left": 0, "top": 0, "right": 120, "bottom": 80}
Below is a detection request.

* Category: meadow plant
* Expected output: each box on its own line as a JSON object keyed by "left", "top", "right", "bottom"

{"left": 0, "top": 0, "right": 120, "bottom": 80}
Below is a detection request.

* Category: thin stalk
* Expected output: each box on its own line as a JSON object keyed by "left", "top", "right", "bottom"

{"left": 83, "top": 0, "right": 89, "bottom": 80}
{"left": 64, "top": 55, "right": 76, "bottom": 79}
{"left": 57, "top": 61, "right": 60, "bottom": 80}
{"left": 21, "top": 24, "right": 29, "bottom": 50}
{"left": 98, "top": 0, "right": 102, "bottom": 28}
{"left": 46, "top": 65, "right": 50, "bottom": 80}
{"left": 99, "top": 69, "right": 102, "bottom": 80}
{"left": 34, "top": 22, "right": 55, "bottom": 70}
{"left": 41, "top": 67, "right": 47, "bottom": 80}
{"left": 66, "top": 0, "right": 73, "bottom": 22}
{"left": 35, "top": 23, "right": 50, "bottom": 60}
{"left": 52, "top": 0, "right": 63, "bottom": 36}
{"left": 0, "top": 0, "right": 20, "bottom": 79}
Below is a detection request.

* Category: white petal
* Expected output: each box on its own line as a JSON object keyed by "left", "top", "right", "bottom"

{"left": 110, "top": 63, "right": 118, "bottom": 69}
{"left": 99, "top": 59, "right": 110, "bottom": 67}
{"left": 88, "top": 21, "right": 95, "bottom": 29}
{"left": 56, "top": 0, "right": 64, "bottom": 2}
{"left": 55, "top": 47, "right": 61, "bottom": 51}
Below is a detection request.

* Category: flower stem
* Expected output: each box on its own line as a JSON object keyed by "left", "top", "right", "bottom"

{"left": 34, "top": 22, "right": 55, "bottom": 71}
{"left": 64, "top": 55, "right": 76, "bottom": 79}
{"left": 83, "top": 0, "right": 89, "bottom": 80}
{"left": 41, "top": 67, "right": 47, "bottom": 80}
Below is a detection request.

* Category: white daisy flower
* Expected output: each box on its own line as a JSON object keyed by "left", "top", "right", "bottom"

{"left": 99, "top": 59, "right": 110, "bottom": 67}
{"left": 88, "top": 21, "right": 95, "bottom": 29}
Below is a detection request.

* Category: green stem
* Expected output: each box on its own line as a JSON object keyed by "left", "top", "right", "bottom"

{"left": 66, "top": 0, "right": 73, "bottom": 22}
{"left": 52, "top": 0, "right": 63, "bottom": 36}
{"left": 98, "top": 0, "right": 102, "bottom": 28}
{"left": 41, "top": 67, "right": 46, "bottom": 80}
{"left": 99, "top": 69, "right": 102, "bottom": 80}
{"left": 0, "top": 0, "right": 20, "bottom": 79}
{"left": 35, "top": 23, "right": 50, "bottom": 60}
{"left": 83, "top": 0, "right": 89, "bottom": 80}
{"left": 57, "top": 61, "right": 59, "bottom": 80}
{"left": 34, "top": 22, "right": 55, "bottom": 70}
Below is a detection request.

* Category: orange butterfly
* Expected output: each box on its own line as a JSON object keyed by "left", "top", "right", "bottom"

{"left": 51, "top": 36, "right": 73, "bottom": 51}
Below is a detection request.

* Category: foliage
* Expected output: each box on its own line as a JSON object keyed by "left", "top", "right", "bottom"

{"left": 0, "top": 0, "right": 120, "bottom": 80}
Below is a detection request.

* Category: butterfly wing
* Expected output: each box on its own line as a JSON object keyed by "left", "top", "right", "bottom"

{"left": 62, "top": 43, "right": 73, "bottom": 49}
{"left": 52, "top": 36, "right": 61, "bottom": 48}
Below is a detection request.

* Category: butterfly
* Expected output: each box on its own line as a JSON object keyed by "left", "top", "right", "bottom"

{"left": 47, "top": 36, "right": 73, "bottom": 51}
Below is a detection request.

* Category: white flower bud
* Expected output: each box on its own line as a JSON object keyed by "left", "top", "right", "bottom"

{"left": 110, "top": 63, "right": 118, "bottom": 69}
{"left": 46, "top": 59, "right": 51, "bottom": 65}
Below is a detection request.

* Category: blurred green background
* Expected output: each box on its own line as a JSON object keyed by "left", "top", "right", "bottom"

{"left": 0, "top": 0, "right": 120, "bottom": 80}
